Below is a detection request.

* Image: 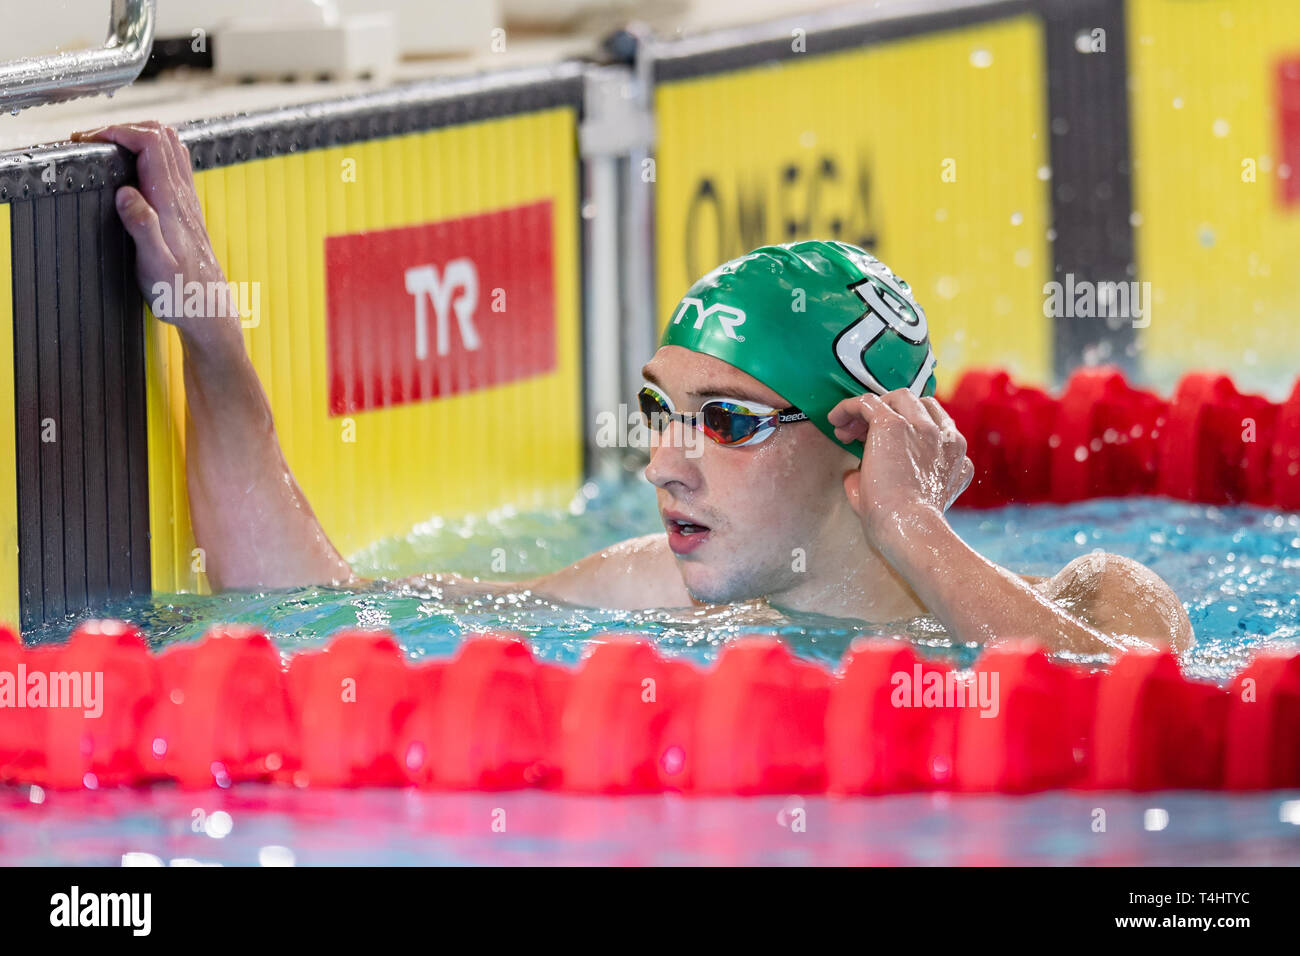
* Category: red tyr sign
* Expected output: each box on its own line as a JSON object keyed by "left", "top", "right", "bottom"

{"left": 324, "top": 200, "right": 555, "bottom": 416}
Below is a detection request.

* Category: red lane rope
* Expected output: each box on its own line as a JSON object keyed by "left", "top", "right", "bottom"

{"left": 2, "top": 620, "right": 1297, "bottom": 793}
{"left": 943, "top": 366, "right": 1300, "bottom": 508}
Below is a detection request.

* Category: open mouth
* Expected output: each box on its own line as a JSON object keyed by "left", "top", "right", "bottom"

{"left": 664, "top": 512, "right": 713, "bottom": 555}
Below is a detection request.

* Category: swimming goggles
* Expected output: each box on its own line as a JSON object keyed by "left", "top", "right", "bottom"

{"left": 637, "top": 382, "right": 808, "bottom": 447}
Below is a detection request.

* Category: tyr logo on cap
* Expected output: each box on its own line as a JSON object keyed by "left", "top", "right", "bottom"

{"left": 671, "top": 297, "right": 747, "bottom": 341}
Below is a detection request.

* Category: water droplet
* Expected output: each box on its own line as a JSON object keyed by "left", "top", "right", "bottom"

{"left": 258, "top": 845, "right": 296, "bottom": 867}
{"left": 934, "top": 276, "right": 960, "bottom": 299}
{"left": 661, "top": 745, "right": 685, "bottom": 775}
{"left": 203, "top": 810, "right": 233, "bottom": 838}
{"left": 1144, "top": 808, "right": 1170, "bottom": 831}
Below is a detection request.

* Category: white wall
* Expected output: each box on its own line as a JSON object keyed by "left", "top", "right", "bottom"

{"left": 0, "top": 0, "right": 107, "bottom": 60}
{"left": 0, "top": 0, "right": 504, "bottom": 62}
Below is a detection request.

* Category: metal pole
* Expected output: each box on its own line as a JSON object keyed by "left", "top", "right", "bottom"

{"left": 0, "top": 0, "right": 156, "bottom": 113}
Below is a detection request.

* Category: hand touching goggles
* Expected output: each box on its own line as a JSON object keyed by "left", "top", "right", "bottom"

{"left": 637, "top": 382, "right": 808, "bottom": 447}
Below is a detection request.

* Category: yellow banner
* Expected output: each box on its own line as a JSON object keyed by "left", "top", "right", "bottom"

{"left": 147, "top": 108, "right": 582, "bottom": 593}
{"left": 1128, "top": 0, "right": 1300, "bottom": 391}
{"left": 0, "top": 203, "right": 17, "bottom": 628}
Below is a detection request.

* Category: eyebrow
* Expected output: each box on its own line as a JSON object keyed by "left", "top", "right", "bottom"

{"left": 641, "top": 367, "right": 774, "bottom": 405}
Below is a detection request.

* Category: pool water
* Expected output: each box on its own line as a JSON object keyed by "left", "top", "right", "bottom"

{"left": 21, "top": 476, "right": 1300, "bottom": 682}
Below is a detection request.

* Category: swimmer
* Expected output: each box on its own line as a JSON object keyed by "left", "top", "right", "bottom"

{"left": 75, "top": 121, "right": 1193, "bottom": 656}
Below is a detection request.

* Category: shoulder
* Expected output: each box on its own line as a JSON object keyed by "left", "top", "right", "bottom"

{"left": 1034, "top": 552, "right": 1194, "bottom": 652}
{"left": 528, "top": 532, "right": 692, "bottom": 610}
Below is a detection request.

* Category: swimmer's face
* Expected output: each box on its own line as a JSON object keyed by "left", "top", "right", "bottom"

{"left": 641, "top": 346, "right": 860, "bottom": 605}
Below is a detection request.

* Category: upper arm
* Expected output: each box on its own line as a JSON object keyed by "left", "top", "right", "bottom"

{"left": 1037, "top": 552, "right": 1194, "bottom": 653}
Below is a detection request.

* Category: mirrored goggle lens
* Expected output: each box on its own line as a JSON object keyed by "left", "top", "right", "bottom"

{"left": 701, "top": 401, "right": 773, "bottom": 445}
{"left": 637, "top": 387, "right": 672, "bottom": 431}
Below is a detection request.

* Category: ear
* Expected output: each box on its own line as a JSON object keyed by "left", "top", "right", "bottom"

{"left": 842, "top": 469, "right": 863, "bottom": 517}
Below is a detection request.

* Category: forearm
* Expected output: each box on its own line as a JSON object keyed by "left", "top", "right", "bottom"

{"left": 66, "top": 122, "right": 355, "bottom": 592}
{"left": 180, "top": 316, "right": 353, "bottom": 591}
{"left": 871, "top": 505, "right": 1124, "bottom": 654}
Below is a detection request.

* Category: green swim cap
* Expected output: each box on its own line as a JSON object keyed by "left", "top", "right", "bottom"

{"left": 660, "top": 240, "right": 938, "bottom": 456}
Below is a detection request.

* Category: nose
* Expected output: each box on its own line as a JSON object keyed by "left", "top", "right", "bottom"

{"left": 643, "top": 419, "right": 704, "bottom": 492}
